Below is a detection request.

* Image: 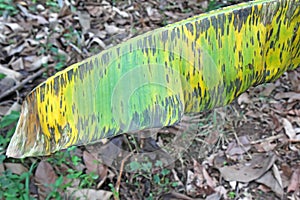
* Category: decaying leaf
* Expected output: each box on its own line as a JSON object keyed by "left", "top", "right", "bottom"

{"left": 218, "top": 153, "right": 276, "bottom": 183}
{"left": 274, "top": 92, "right": 300, "bottom": 103}
{"left": 4, "top": 163, "right": 28, "bottom": 175}
{"left": 35, "top": 161, "right": 58, "bottom": 199}
{"left": 77, "top": 11, "right": 91, "bottom": 33}
{"left": 83, "top": 150, "right": 107, "bottom": 180}
{"left": 226, "top": 136, "right": 251, "bottom": 157}
{"left": 287, "top": 168, "right": 300, "bottom": 193}
{"left": 66, "top": 188, "right": 112, "bottom": 200}
{"left": 28, "top": 56, "right": 49, "bottom": 72}
{"left": 186, "top": 159, "right": 216, "bottom": 197}
{"left": 237, "top": 93, "right": 252, "bottom": 105}
{"left": 0, "top": 65, "right": 23, "bottom": 81}
{"left": 282, "top": 118, "right": 297, "bottom": 139}
{"left": 256, "top": 170, "right": 283, "bottom": 197}
{"left": 254, "top": 141, "right": 277, "bottom": 152}
{"left": 104, "top": 23, "right": 125, "bottom": 35}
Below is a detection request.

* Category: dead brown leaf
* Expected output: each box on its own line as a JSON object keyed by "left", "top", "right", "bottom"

{"left": 275, "top": 92, "right": 300, "bottom": 103}
{"left": 35, "top": 160, "right": 58, "bottom": 199}
{"left": 214, "top": 185, "right": 228, "bottom": 199}
{"left": 226, "top": 135, "right": 251, "bottom": 157}
{"left": 4, "top": 163, "right": 28, "bottom": 175}
{"left": 0, "top": 64, "right": 23, "bottom": 81}
{"left": 0, "top": 22, "right": 24, "bottom": 33}
{"left": 0, "top": 77, "right": 15, "bottom": 94}
{"left": 0, "top": 105, "right": 10, "bottom": 116}
{"left": 3, "top": 42, "right": 27, "bottom": 56}
{"left": 218, "top": 153, "right": 276, "bottom": 182}
{"left": 26, "top": 55, "right": 49, "bottom": 71}
{"left": 287, "top": 168, "right": 300, "bottom": 193}
{"left": 11, "top": 57, "right": 24, "bottom": 70}
{"left": 104, "top": 23, "right": 125, "bottom": 35}
{"left": 256, "top": 170, "right": 283, "bottom": 197}
{"left": 282, "top": 118, "right": 297, "bottom": 139}
{"left": 289, "top": 71, "right": 300, "bottom": 92}
{"left": 77, "top": 11, "right": 91, "bottom": 33}
{"left": 17, "top": 4, "right": 48, "bottom": 24}
{"left": 86, "top": 6, "right": 104, "bottom": 17}
{"left": 254, "top": 141, "right": 277, "bottom": 152}
{"left": 260, "top": 83, "right": 276, "bottom": 96}
{"left": 186, "top": 159, "right": 215, "bottom": 197}
{"left": 202, "top": 165, "right": 216, "bottom": 189}
{"left": 159, "top": 191, "right": 194, "bottom": 200}
{"left": 238, "top": 92, "right": 252, "bottom": 104}
{"left": 89, "top": 136, "right": 124, "bottom": 167}
{"left": 83, "top": 150, "right": 107, "bottom": 181}
{"left": 66, "top": 188, "right": 112, "bottom": 200}
{"left": 112, "top": 7, "right": 129, "bottom": 18}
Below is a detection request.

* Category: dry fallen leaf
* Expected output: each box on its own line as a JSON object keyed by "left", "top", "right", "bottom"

{"left": 86, "top": 37, "right": 106, "bottom": 50}
{"left": 4, "top": 163, "right": 28, "bottom": 175}
{"left": 202, "top": 165, "right": 216, "bottom": 189}
{"left": 204, "top": 130, "right": 219, "bottom": 145}
{"left": 0, "top": 64, "right": 23, "bottom": 81}
{"left": 66, "top": 188, "right": 112, "bottom": 200}
{"left": 226, "top": 135, "right": 251, "bottom": 157}
{"left": 275, "top": 92, "right": 300, "bottom": 103}
{"left": 3, "top": 42, "right": 27, "bottom": 56}
{"left": 238, "top": 92, "right": 252, "bottom": 104}
{"left": 288, "top": 70, "right": 300, "bottom": 92}
{"left": 218, "top": 153, "right": 276, "bottom": 183}
{"left": 0, "top": 22, "right": 24, "bottom": 33}
{"left": 213, "top": 186, "right": 228, "bottom": 199}
{"left": 186, "top": 159, "right": 215, "bottom": 197}
{"left": 186, "top": 170, "right": 197, "bottom": 196}
{"left": 77, "top": 11, "right": 91, "bottom": 33}
{"left": 256, "top": 170, "right": 284, "bottom": 197}
{"left": 287, "top": 168, "right": 300, "bottom": 193}
{"left": 254, "top": 141, "right": 277, "bottom": 152}
{"left": 282, "top": 118, "right": 296, "bottom": 139}
{"left": 259, "top": 83, "right": 276, "bottom": 96}
{"left": 35, "top": 161, "right": 58, "bottom": 199}
{"left": 83, "top": 150, "right": 108, "bottom": 181}
{"left": 112, "top": 7, "right": 129, "bottom": 18}
{"left": 11, "top": 57, "right": 24, "bottom": 70}
{"left": 27, "top": 55, "right": 49, "bottom": 71}
{"left": 272, "top": 164, "right": 283, "bottom": 189}
{"left": 0, "top": 77, "right": 15, "bottom": 94}
{"left": 104, "top": 23, "right": 125, "bottom": 35}
{"left": 95, "top": 136, "right": 124, "bottom": 166}
{"left": 0, "top": 105, "right": 10, "bottom": 116}
{"left": 17, "top": 4, "right": 48, "bottom": 24}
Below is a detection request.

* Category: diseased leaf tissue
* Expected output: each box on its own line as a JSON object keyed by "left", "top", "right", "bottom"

{"left": 7, "top": 0, "right": 300, "bottom": 158}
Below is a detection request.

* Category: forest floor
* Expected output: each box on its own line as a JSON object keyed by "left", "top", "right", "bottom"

{"left": 0, "top": 0, "right": 299, "bottom": 199}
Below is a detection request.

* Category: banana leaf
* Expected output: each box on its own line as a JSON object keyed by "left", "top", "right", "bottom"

{"left": 7, "top": 0, "right": 300, "bottom": 158}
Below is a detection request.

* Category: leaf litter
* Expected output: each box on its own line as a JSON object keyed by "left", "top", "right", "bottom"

{"left": 0, "top": 0, "right": 299, "bottom": 199}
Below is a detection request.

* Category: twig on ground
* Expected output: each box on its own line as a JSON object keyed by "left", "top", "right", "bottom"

{"left": 289, "top": 139, "right": 300, "bottom": 143}
{"left": 0, "top": 68, "right": 46, "bottom": 101}
{"left": 232, "top": 129, "right": 252, "bottom": 159}
{"left": 115, "top": 151, "right": 134, "bottom": 200}
{"left": 250, "top": 134, "right": 284, "bottom": 145}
